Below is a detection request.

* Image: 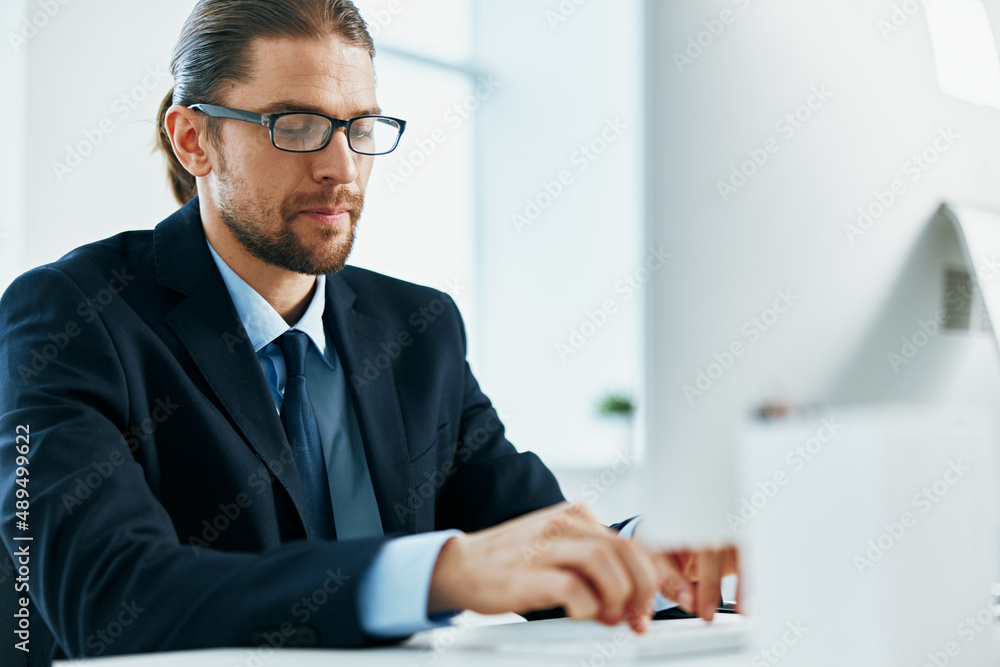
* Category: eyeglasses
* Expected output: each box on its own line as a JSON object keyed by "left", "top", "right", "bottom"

{"left": 187, "top": 103, "right": 406, "bottom": 155}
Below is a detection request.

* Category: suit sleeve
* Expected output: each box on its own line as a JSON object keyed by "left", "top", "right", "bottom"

{"left": 0, "top": 267, "right": 394, "bottom": 658}
{"left": 434, "top": 297, "right": 566, "bottom": 532}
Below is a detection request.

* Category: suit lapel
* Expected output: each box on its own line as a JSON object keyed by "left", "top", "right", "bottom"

{"left": 323, "top": 275, "right": 416, "bottom": 535}
{"left": 154, "top": 198, "right": 310, "bottom": 533}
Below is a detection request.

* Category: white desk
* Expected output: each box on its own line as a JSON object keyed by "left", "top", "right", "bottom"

{"left": 53, "top": 613, "right": 750, "bottom": 667}
{"left": 54, "top": 645, "right": 747, "bottom": 667}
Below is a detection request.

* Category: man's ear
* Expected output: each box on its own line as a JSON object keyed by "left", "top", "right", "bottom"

{"left": 164, "top": 105, "right": 214, "bottom": 178}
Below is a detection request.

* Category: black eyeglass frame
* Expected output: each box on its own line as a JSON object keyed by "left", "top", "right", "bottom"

{"left": 187, "top": 103, "right": 407, "bottom": 155}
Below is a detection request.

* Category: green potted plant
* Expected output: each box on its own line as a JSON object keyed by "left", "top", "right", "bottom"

{"left": 597, "top": 392, "right": 636, "bottom": 461}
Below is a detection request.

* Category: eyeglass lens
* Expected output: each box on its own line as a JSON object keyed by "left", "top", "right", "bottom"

{"left": 272, "top": 114, "right": 402, "bottom": 154}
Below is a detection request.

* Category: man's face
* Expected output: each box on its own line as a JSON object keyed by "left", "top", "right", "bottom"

{"left": 206, "top": 36, "right": 378, "bottom": 275}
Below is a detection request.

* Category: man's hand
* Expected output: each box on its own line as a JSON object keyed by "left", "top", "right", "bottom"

{"left": 428, "top": 502, "right": 718, "bottom": 633}
{"left": 652, "top": 543, "right": 740, "bottom": 621}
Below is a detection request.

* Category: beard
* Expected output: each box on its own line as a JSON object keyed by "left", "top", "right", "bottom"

{"left": 214, "top": 146, "right": 364, "bottom": 276}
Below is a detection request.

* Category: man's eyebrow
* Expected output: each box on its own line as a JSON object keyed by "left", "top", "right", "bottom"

{"left": 258, "top": 100, "right": 383, "bottom": 117}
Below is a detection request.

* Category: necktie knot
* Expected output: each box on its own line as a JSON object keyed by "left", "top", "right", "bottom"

{"left": 277, "top": 330, "right": 310, "bottom": 378}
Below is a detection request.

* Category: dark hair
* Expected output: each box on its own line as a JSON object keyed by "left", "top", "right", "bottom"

{"left": 155, "top": 0, "right": 375, "bottom": 205}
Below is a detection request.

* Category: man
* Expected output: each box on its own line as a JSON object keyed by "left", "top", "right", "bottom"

{"left": 0, "top": 1, "right": 736, "bottom": 664}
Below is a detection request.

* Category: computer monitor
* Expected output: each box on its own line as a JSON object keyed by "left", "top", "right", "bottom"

{"left": 825, "top": 203, "right": 1000, "bottom": 407}
{"left": 638, "top": 0, "right": 1000, "bottom": 546}
{"left": 734, "top": 204, "right": 1000, "bottom": 665}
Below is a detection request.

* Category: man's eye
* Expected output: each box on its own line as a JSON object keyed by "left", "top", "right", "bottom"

{"left": 280, "top": 125, "right": 315, "bottom": 135}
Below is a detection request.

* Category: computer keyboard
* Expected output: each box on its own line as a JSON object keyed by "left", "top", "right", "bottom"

{"left": 405, "top": 612, "right": 750, "bottom": 659}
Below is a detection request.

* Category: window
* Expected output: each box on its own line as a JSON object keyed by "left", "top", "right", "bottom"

{"left": 350, "top": 1, "right": 481, "bottom": 363}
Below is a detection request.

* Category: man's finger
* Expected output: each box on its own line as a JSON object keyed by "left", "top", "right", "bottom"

{"left": 521, "top": 569, "right": 602, "bottom": 621}
{"left": 729, "top": 546, "right": 742, "bottom": 612}
{"left": 695, "top": 549, "right": 724, "bottom": 621}
{"left": 609, "top": 538, "right": 659, "bottom": 630}
{"left": 533, "top": 538, "right": 634, "bottom": 624}
{"left": 654, "top": 551, "right": 696, "bottom": 614}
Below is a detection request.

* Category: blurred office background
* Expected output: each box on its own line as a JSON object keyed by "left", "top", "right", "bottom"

{"left": 0, "top": 0, "right": 645, "bottom": 523}
{"left": 5, "top": 0, "right": 1000, "bottom": 536}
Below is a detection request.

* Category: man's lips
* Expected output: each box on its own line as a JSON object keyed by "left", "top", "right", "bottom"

{"left": 299, "top": 208, "right": 351, "bottom": 226}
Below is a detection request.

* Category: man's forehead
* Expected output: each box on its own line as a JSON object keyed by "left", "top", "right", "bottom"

{"left": 227, "top": 35, "right": 377, "bottom": 115}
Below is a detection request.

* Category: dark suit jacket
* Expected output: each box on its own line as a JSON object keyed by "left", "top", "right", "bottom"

{"left": 0, "top": 196, "right": 567, "bottom": 665}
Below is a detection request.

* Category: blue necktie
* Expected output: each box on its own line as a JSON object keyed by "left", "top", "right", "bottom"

{"left": 276, "top": 330, "right": 337, "bottom": 540}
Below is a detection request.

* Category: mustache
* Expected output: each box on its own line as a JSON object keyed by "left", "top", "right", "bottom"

{"left": 285, "top": 188, "right": 365, "bottom": 218}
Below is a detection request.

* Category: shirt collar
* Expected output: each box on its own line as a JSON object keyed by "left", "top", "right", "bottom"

{"left": 205, "top": 237, "right": 333, "bottom": 367}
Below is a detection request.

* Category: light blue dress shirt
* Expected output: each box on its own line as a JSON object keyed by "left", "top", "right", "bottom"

{"left": 205, "top": 239, "right": 459, "bottom": 636}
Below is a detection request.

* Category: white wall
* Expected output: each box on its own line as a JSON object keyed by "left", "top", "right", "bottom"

{"left": 643, "top": 0, "right": 1000, "bottom": 542}
{"left": 475, "top": 1, "right": 646, "bottom": 490}
{"left": 0, "top": 0, "right": 29, "bottom": 291}
{"left": 19, "top": 0, "right": 193, "bottom": 275}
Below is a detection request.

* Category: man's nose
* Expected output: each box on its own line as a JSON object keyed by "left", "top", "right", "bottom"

{"left": 311, "top": 128, "right": 359, "bottom": 184}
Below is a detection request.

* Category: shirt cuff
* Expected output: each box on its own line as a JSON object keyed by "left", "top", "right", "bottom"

{"left": 358, "top": 529, "right": 464, "bottom": 637}
{"left": 616, "top": 516, "right": 642, "bottom": 539}
{"left": 616, "top": 516, "right": 678, "bottom": 612}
